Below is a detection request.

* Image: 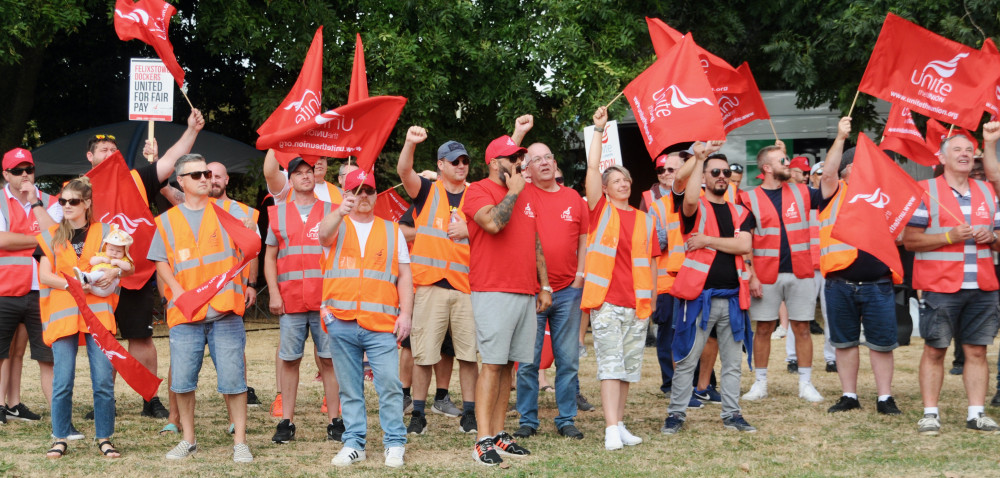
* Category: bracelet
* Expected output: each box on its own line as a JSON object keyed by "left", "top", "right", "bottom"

{"left": 945, "top": 231, "right": 953, "bottom": 245}
{"left": 594, "top": 126, "right": 604, "bottom": 133}
{"left": 575, "top": 272, "right": 586, "bottom": 278}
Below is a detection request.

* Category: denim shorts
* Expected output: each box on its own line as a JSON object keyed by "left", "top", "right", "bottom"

{"left": 279, "top": 311, "right": 331, "bottom": 360}
{"left": 169, "top": 313, "right": 247, "bottom": 394}
{"left": 920, "top": 290, "right": 1000, "bottom": 349}
{"left": 824, "top": 278, "right": 898, "bottom": 351}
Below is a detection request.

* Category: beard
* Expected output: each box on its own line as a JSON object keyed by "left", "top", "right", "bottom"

{"left": 709, "top": 182, "right": 728, "bottom": 196}
{"left": 772, "top": 169, "right": 791, "bottom": 181}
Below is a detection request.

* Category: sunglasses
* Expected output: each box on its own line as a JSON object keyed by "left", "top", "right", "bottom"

{"left": 555, "top": 177, "right": 564, "bottom": 184}
{"left": 656, "top": 166, "right": 678, "bottom": 175}
{"left": 354, "top": 186, "right": 377, "bottom": 196}
{"left": 729, "top": 164, "right": 744, "bottom": 173}
{"left": 780, "top": 157, "right": 790, "bottom": 165}
{"left": 446, "top": 157, "right": 470, "bottom": 166}
{"left": 709, "top": 168, "right": 733, "bottom": 178}
{"left": 179, "top": 170, "right": 213, "bottom": 180}
{"left": 58, "top": 198, "right": 86, "bottom": 206}
{"left": 93, "top": 134, "right": 116, "bottom": 141}
{"left": 5, "top": 166, "right": 35, "bottom": 176}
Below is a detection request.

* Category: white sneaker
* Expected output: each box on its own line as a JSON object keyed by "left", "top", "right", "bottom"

{"left": 332, "top": 446, "right": 366, "bottom": 466}
{"left": 742, "top": 381, "right": 768, "bottom": 401}
{"left": 771, "top": 326, "right": 787, "bottom": 340}
{"left": 165, "top": 440, "right": 196, "bottom": 460}
{"left": 384, "top": 446, "right": 405, "bottom": 468}
{"left": 604, "top": 426, "right": 623, "bottom": 451}
{"left": 617, "top": 423, "right": 642, "bottom": 446}
{"left": 799, "top": 382, "right": 824, "bottom": 402}
{"left": 233, "top": 443, "right": 253, "bottom": 463}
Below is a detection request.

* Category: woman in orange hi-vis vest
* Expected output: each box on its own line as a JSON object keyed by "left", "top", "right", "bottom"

{"left": 582, "top": 107, "right": 658, "bottom": 452}
{"left": 35, "top": 178, "right": 121, "bottom": 459}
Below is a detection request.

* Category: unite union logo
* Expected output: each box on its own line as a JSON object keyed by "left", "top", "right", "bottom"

{"left": 650, "top": 85, "right": 713, "bottom": 119}
{"left": 848, "top": 188, "right": 891, "bottom": 209}
{"left": 114, "top": 7, "right": 169, "bottom": 41}
{"left": 910, "top": 52, "right": 968, "bottom": 100}
{"left": 284, "top": 90, "right": 321, "bottom": 124}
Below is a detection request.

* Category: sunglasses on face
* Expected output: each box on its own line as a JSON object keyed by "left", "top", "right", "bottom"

{"left": 179, "top": 170, "right": 213, "bottom": 180}
{"left": 656, "top": 166, "right": 677, "bottom": 175}
{"left": 58, "top": 198, "right": 85, "bottom": 206}
{"left": 446, "top": 156, "right": 470, "bottom": 166}
{"left": 5, "top": 166, "right": 34, "bottom": 176}
{"left": 709, "top": 168, "right": 733, "bottom": 178}
{"left": 354, "top": 186, "right": 377, "bottom": 196}
{"left": 780, "top": 157, "right": 790, "bottom": 165}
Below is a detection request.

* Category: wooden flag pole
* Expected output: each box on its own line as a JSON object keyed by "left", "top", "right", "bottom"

{"left": 947, "top": 124, "right": 955, "bottom": 137}
{"left": 606, "top": 90, "right": 625, "bottom": 108}
{"left": 921, "top": 190, "right": 964, "bottom": 225}
{"left": 847, "top": 90, "right": 861, "bottom": 117}
{"left": 145, "top": 121, "right": 155, "bottom": 162}
{"left": 179, "top": 89, "right": 194, "bottom": 110}
{"left": 768, "top": 119, "right": 780, "bottom": 142}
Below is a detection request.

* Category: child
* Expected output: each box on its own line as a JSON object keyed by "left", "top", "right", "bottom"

{"left": 74, "top": 225, "right": 133, "bottom": 297}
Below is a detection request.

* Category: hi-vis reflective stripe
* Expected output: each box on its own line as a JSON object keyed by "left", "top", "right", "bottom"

{"left": 419, "top": 189, "right": 470, "bottom": 246}
{"left": 41, "top": 301, "right": 115, "bottom": 331}
{"left": 589, "top": 209, "right": 616, "bottom": 258}
{"left": 277, "top": 270, "right": 324, "bottom": 282}
{"left": 585, "top": 273, "right": 609, "bottom": 288}
{"left": 0, "top": 256, "right": 33, "bottom": 266}
{"left": 410, "top": 256, "right": 469, "bottom": 274}
{"left": 324, "top": 219, "right": 398, "bottom": 284}
{"left": 921, "top": 179, "right": 997, "bottom": 238}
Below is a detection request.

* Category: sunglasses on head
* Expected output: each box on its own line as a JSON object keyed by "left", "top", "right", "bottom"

{"left": 729, "top": 164, "right": 744, "bottom": 174}
{"left": 656, "top": 166, "right": 677, "bottom": 175}
{"left": 94, "top": 134, "right": 116, "bottom": 141}
{"left": 6, "top": 166, "right": 34, "bottom": 176}
{"left": 445, "top": 156, "right": 470, "bottom": 166}
{"left": 709, "top": 168, "right": 733, "bottom": 178}
{"left": 179, "top": 170, "right": 213, "bottom": 180}
{"left": 58, "top": 197, "right": 85, "bottom": 206}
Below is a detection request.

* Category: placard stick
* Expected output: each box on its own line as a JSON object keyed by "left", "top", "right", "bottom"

{"left": 145, "top": 121, "right": 155, "bottom": 162}
{"left": 606, "top": 90, "right": 625, "bottom": 108}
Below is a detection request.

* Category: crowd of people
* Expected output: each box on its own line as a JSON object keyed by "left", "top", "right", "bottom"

{"left": 4, "top": 105, "right": 1000, "bottom": 467}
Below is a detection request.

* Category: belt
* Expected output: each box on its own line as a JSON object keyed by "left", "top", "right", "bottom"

{"left": 827, "top": 275, "right": 892, "bottom": 286}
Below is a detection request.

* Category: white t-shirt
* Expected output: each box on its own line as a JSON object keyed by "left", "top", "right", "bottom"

{"left": 1, "top": 185, "right": 64, "bottom": 290}
{"left": 323, "top": 218, "right": 410, "bottom": 263}
{"left": 268, "top": 170, "right": 334, "bottom": 203}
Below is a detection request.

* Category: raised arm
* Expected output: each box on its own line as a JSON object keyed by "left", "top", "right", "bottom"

{"left": 155, "top": 108, "right": 205, "bottom": 182}
{"left": 397, "top": 126, "right": 428, "bottom": 199}
{"left": 263, "top": 149, "right": 289, "bottom": 198}
{"left": 982, "top": 121, "right": 1000, "bottom": 196}
{"left": 683, "top": 144, "right": 708, "bottom": 217}
{"left": 511, "top": 115, "right": 534, "bottom": 146}
{"left": 585, "top": 107, "right": 607, "bottom": 209}
{"left": 318, "top": 196, "right": 356, "bottom": 247}
{"left": 821, "top": 117, "right": 851, "bottom": 199}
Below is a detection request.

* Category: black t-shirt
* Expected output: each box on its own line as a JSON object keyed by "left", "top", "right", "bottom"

{"left": 817, "top": 187, "right": 891, "bottom": 281}
{"left": 674, "top": 192, "right": 755, "bottom": 289}
{"left": 398, "top": 205, "right": 415, "bottom": 228}
{"left": 134, "top": 162, "right": 165, "bottom": 204}
{"left": 34, "top": 227, "right": 88, "bottom": 261}
{"left": 411, "top": 176, "right": 465, "bottom": 290}
{"left": 753, "top": 185, "right": 824, "bottom": 273}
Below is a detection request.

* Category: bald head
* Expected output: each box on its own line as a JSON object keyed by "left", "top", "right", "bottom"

{"left": 207, "top": 161, "right": 229, "bottom": 199}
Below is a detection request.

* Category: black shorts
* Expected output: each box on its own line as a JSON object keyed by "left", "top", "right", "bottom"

{"left": 400, "top": 332, "right": 456, "bottom": 357}
{"left": 115, "top": 280, "right": 156, "bottom": 339}
{"left": 0, "top": 292, "right": 53, "bottom": 362}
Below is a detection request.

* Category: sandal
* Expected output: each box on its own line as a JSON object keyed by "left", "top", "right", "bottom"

{"left": 98, "top": 440, "right": 120, "bottom": 458}
{"left": 159, "top": 423, "right": 179, "bottom": 435}
{"left": 47, "top": 441, "right": 68, "bottom": 459}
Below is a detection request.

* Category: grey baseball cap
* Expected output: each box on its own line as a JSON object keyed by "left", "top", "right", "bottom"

{"left": 437, "top": 140, "right": 469, "bottom": 162}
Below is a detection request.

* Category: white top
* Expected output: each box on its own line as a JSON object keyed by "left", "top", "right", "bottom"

{"left": 323, "top": 218, "right": 410, "bottom": 262}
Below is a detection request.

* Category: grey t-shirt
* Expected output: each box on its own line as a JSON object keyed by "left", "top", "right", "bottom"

{"left": 148, "top": 204, "right": 226, "bottom": 322}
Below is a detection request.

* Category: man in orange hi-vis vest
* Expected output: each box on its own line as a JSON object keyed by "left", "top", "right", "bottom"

{"left": 904, "top": 121, "right": 1000, "bottom": 436}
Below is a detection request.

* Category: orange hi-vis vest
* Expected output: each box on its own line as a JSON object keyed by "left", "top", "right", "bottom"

{"left": 268, "top": 200, "right": 331, "bottom": 313}
{"left": 741, "top": 183, "right": 814, "bottom": 284}
{"left": 819, "top": 181, "right": 902, "bottom": 283}
{"left": 37, "top": 223, "right": 118, "bottom": 346}
{"left": 670, "top": 197, "right": 751, "bottom": 309}
{"left": 321, "top": 217, "right": 401, "bottom": 333}
{"left": 410, "top": 181, "right": 471, "bottom": 293}
{"left": 0, "top": 189, "right": 56, "bottom": 296}
{"left": 288, "top": 181, "right": 342, "bottom": 205}
{"left": 809, "top": 208, "right": 821, "bottom": 270}
{"left": 647, "top": 193, "right": 683, "bottom": 294}
{"left": 155, "top": 205, "right": 246, "bottom": 327}
{"left": 581, "top": 201, "right": 655, "bottom": 318}
{"left": 912, "top": 176, "right": 998, "bottom": 293}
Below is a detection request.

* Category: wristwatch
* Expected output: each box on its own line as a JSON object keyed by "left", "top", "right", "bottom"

{"left": 541, "top": 286, "right": 553, "bottom": 293}
{"left": 32, "top": 200, "right": 44, "bottom": 209}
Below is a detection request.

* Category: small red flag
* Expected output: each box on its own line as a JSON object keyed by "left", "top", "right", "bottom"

{"left": 373, "top": 188, "right": 411, "bottom": 222}
{"left": 173, "top": 203, "right": 262, "bottom": 320}
{"left": 982, "top": 38, "right": 1000, "bottom": 120}
{"left": 831, "top": 134, "right": 924, "bottom": 277}
{"left": 63, "top": 273, "right": 162, "bottom": 401}
{"left": 858, "top": 13, "right": 1000, "bottom": 130}
{"left": 625, "top": 34, "right": 726, "bottom": 158}
{"left": 645, "top": 17, "right": 747, "bottom": 96}
{"left": 86, "top": 151, "right": 157, "bottom": 288}
{"left": 719, "top": 62, "right": 771, "bottom": 134}
{"left": 349, "top": 33, "right": 369, "bottom": 104}
{"left": 113, "top": 0, "right": 185, "bottom": 88}
{"left": 879, "top": 103, "right": 938, "bottom": 167}
{"left": 925, "top": 118, "right": 978, "bottom": 158}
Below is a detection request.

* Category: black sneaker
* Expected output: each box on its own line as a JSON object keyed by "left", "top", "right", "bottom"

{"left": 810, "top": 320, "right": 824, "bottom": 334}
{"left": 966, "top": 413, "right": 1000, "bottom": 433}
{"left": 407, "top": 413, "right": 427, "bottom": 435}
{"left": 0, "top": 406, "right": 6, "bottom": 424}
{"left": 512, "top": 425, "right": 536, "bottom": 438}
{"left": 693, "top": 385, "right": 722, "bottom": 404}
{"left": 991, "top": 390, "right": 1000, "bottom": 407}
{"left": 558, "top": 424, "right": 584, "bottom": 440}
{"left": 142, "top": 397, "right": 169, "bottom": 419}
{"left": 661, "top": 412, "right": 685, "bottom": 434}
{"left": 827, "top": 395, "right": 862, "bottom": 413}
{"left": 473, "top": 436, "right": 502, "bottom": 466}
{"left": 722, "top": 413, "right": 757, "bottom": 432}
{"left": 949, "top": 365, "right": 963, "bottom": 375}
{"left": 327, "top": 417, "right": 345, "bottom": 442}
{"left": 246, "top": 387, "right": 261, "bottom": 406}
{"left": 272, "top": 419, "right": 296, "bottom": 443}
{"left": 876, "top": 397, "right": 902, "bottom": 415}
{"left": 787, "top": 360, "right": 798, "bottom": 373}
{"left": 459, "top": 410, "right": 477, "bottom": 434}
{"left": 5, "top": 403, "right": 41, "bottom": 421}
{"left": 576, "top": 393, "right": 595, "bottom": 412}
{"left": 493, "top": 431, "right": 530, "bottom": 456}
{"left": 825, "top": 361, "right": 838, "bottom": 373}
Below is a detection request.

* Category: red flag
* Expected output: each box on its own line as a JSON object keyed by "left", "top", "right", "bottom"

{"left": 879, "top": 103, "right": 938, "bottom": 166}
{"left": 719, "top": 62, "right": 771, "bottom": 134}
{"left": 256, "top": 96, "right": 407, "bottom": 173}
{"left": 625, "top": 34, "right": 726, "bottom": 158}
{"left": 645, "top": 17, "right": 747, "bottom": 96}
{"left": 831, "top": 134, "right": 924, "bottom": 277}
{"left": 858, "top": 13, "right": 1000, "bottom": 130}
{"left": 373, "top": 188, "right": 410, "bottom": 222}
{"left": 925, "top": 118, "right": 978, "bottom": 158}
{"left": 173, "top": 203, "right": 262, "bottom": 320}
{"left": 63, "top": 273, "right": 162, "bottom": 400}
{"left": 982, "top": 38, "right": 1000, "bottom": 120}
{"left": 85, "top": 151, "right": 156, "bottom": 288}
{"left": 113, "top": 0, "right": 185, "bottom": 88}
{"left": 349, "top": 33, "right": 369, "bottom": 104}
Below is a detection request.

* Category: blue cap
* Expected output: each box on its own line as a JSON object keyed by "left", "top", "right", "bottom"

{"left": 437, "top": 140, "right": 469, "bottom": 162}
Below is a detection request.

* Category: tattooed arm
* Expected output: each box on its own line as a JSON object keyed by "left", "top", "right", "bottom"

{"left": 535, "top": 233, "right": 552, "bottom": 312}
{"left": 472, "top": 189, "right": 522, "bottom": 235}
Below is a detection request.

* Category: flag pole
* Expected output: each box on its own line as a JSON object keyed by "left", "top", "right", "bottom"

{"left": 768, "top": 119, "right": 780, "bottom": 142}
{"left": 847, "top": 90, "right": 861, "bottom": 117}
{"left": 947, "top": 124, "right": 955, "bottom": 137}
{"left": 606, "top": 90, "right": 625, "bottom": 108}
{"left": 920, "top": 190, "right": 964, "bottom": 224}
{"left": 179, "top": 89, "right": 194, "bottom": 110}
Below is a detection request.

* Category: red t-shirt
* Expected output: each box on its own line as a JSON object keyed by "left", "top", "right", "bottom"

{"left": 462, "top": 179, "right": 538, "bottom": 294}
{"left": 588, "top": 196, "right": 660, "bottom": 309}
{"left": 527, "top": 184, "right": 588, "bottom": 291}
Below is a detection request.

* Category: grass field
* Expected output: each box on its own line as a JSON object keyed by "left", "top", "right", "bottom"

{"left": 1, "top": 321, "right": 999, "bottom": 477}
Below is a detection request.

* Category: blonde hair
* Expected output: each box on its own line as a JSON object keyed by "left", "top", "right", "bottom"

{"left": 52, "top": 177, "right": 93, "bottom": 250}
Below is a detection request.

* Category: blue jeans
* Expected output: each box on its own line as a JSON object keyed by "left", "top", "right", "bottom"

{"left": 516, "top": 286, "right": 582, "bottom": 430}
{"left": 51, "top": 334, "right": 115, "bottom": 438}
{"left": 169, "top": 314, "right": 247, "bottom": 394}
{"left": 825, "top": 278, "right": 898, "bottom": 351}
{"left": 653, "top": 293, "right": 675, "bottom": 394}
{"left": 326, "top": 319, "right": 406, "bottom": 450}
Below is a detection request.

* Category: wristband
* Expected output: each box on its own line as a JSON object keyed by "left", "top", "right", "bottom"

{"left": 247, "top": 282, "right": 258, "bottom": 289}
{"left": 594, "top": 126, "right": 605, "bottom": 133}
{"left": 575, "top": 272, "right": 586, "bottom": 278}
{"left": 945, "top": 231, "right": 953, "bottom": 245}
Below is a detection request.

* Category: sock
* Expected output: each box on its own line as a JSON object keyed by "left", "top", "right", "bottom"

{"left": 969, "top": 405, "right": 985, "bottom": 421}
{"left": 413, "top": 400, "right": 426, "bottom": 415}
{"left": 924, "top": 407, "right": 939, "bottom": 416}
{"left": 402, "top": 387, "right": 410, "bottom": 398}
{"left": 755, "top": 368, "right": 767, "bottom": 383}
{"left": 463, "top": 401, "right": 475, "bottom": 414}
{"left": 435, "top": 388, "right": 449, "bottom": 401}
{"left": 844, "top": 393, "right": 858, "bottom": 399}
{"left": 798, "top": 367, "right": 812, "bottom": 383}
{"left": 877, "top": 395, "right": 890, "bottom": 402}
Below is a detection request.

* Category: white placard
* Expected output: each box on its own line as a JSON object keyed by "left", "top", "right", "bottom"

{"left": 129, "top": 58, "right": 173, "bottom": 121}
{"left": 583, "top": 120, "right": 623, "bottom": 173}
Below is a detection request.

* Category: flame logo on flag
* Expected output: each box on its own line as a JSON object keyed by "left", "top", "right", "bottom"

{"left": 284, "top": 89, "right": 321, "bottom": 124}
{"left": 665, "top": 85, "right": 714, "bottom": 108}
{"left": 114, "top": 8, "right": 168, "bottom": 40}
{"left": 98, "top": 212, "right": 154, "bottom": 235}
{"left": 848, "top": 188, "right": 891, "bottom": 209}
{"left": 922, "top": 53, "right": 969, "bottom": 78}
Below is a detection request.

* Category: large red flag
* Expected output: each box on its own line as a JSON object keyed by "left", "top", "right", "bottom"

{"left": 879, "top": 103, "right": 938, "bottom": 167}
{"left": 373, "top": 188, "right": 410, "bottom": 222}
{"left": 719, "top": 62, "right": 771, "bottom": 134}
{"left": 645, "top": 17, "right": 747, "bottom": 96}
{"left": 981, "top": 38, "right": 1000, "bottom": 120}
{"left": 113, "top": 0, "right": 185, "bottom": 88}
{"left": 173, "top": 203, "right": 262, "bottom": 320}
{"left": 349, "top": 33, "right": 369, "bottom": 104}
{"left": 63, "top": 273, "right": 162, "bottom": 400}
{"left": 925, "top": 118, "right": 978, "bottom": 158}
{"left": 831, "top": 134, "right": 924, "bottom": 277}
{"left": 858, "top": 13, "right": 1000, "bottom": 130}
{"left": 85, "top": 151, "right": 156, "bottom": 288}
{"left": 625, "top": 34, "right": 726, "bottom": 158}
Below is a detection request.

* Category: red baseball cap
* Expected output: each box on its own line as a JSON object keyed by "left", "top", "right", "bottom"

{"left": 789, "top": 156, "right": 810, "bottom": 172}
{"left": 343, "top": 168, "right": 376, "bottom": 191}
{"left": 485, "top": 135, "right": 526, "bottom": 164}
{"left": 655, "top": 154, "right": 668, "bottom": 168}
{"left": 3, "top": 148, "right": 33, "bottom": 170}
